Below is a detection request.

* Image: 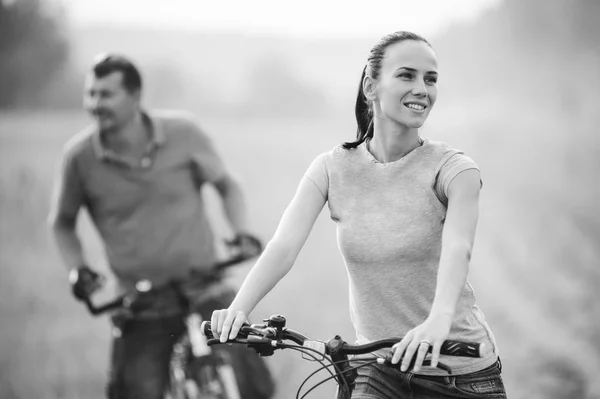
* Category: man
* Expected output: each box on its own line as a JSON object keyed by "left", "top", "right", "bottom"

{"left": 48, "top": 54, "right": 265, "bottom": 398}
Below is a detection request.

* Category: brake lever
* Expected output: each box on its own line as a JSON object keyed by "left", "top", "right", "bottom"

{"left": 206, "top": 335, "right": 273, "bottom": 346}
{"left": 207, "top": 336, "right": 278, "bottom": 357}
{"left": 206, "top": 337, "right": 248, "bottom": 346}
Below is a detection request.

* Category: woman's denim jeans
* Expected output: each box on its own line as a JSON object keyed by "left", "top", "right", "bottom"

{"left": 339, "top": 358, "right": 507, "bottom": 399}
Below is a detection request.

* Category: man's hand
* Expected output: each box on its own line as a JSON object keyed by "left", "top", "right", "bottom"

{"left": 68, "top": 266, "right": 105, "bottom": 301}
{"left": 226, "top": 233, "right": 263, "bottom": 259}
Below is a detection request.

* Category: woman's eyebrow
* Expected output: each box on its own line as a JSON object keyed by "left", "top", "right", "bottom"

{"left": 396, "top": 67, "right": 417, "bottom": 72}
{"left": 396, "top": 67, "right": 438, "bottom": 75}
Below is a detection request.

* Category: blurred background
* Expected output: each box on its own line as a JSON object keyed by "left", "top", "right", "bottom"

{"left": 1, "top": 0, "right": 599, "bottom": 398}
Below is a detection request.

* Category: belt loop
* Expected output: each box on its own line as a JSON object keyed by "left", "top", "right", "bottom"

{"left": 497, "top": 357, "right": 503, "bottom": 372}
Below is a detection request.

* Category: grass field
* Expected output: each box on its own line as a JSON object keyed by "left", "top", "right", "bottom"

{"left": 1, "top": 108, "right": 599, "bottom": 399}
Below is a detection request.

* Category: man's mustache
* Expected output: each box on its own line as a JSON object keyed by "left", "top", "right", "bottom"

{"left": 91, "top": 109, "right": 113, "bottom": 117}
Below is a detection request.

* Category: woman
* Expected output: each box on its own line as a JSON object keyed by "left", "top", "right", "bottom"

{"left": 211, "top": 31, "right": 506, "bottom": 398}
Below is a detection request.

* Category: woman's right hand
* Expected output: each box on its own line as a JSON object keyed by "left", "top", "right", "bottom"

{"left": 210, "top": 308, "right": 248, "bottom": 343}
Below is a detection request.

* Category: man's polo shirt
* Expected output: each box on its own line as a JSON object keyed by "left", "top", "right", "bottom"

{"left": 54, "top": 110, "right": 226, "bottom": 288}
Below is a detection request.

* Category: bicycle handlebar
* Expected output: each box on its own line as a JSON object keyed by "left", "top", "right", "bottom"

{"left": 200, "top": 314, "right": 491, "bottom": 375}
{"left": 82, "top": 252, "right": 258, "bottom": 316}
{"left": 84, "top": 296, "right": 126, "bottom": 315}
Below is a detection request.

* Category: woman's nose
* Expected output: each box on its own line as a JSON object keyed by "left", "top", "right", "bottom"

{"left": 411, "top": 76, "right": 429, "bottom": 96}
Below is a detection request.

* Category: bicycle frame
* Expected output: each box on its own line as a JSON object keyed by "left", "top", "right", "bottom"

{"left": 175, "top": 312, "right": 242, "bottom": 399}
{"left": 80, "top": 251, "right": 260, "bottom": 399}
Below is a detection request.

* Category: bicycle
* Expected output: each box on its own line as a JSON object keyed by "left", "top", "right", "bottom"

{"left": 201, "top": 314, "right": 491, "bottom": 399}
{"left": 81, "top": 247, "right": 274, "bottom": 399}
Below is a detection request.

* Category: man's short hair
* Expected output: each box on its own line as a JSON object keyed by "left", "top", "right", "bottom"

{"left": 92, "top": 53, "right": 142, "bottom": 93}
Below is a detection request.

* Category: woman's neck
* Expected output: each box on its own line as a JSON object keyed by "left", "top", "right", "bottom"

{"left": 367, "top": 119, "right": 422, "bottom": 163}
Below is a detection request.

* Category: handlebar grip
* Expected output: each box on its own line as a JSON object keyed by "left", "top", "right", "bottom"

{"left": 200, "top": 320, "right": 256, "bottom": 341}
{"left": 200, "top": 321, "right": 214, "bottom": 338}
{"left": 84, "top": 296, "right": 126, "bottom": 316}
{"left": 440, "top": 340, "right": 490, "bottom": 358}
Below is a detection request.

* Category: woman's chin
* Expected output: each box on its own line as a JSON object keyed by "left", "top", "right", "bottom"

{"left": 392, "top": 112, "right": 431, "bottom": 129}
{"left": 398, "top": 119, "right": 427, "bottom": 129}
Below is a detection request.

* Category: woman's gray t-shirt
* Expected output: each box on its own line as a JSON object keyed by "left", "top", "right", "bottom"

{"left": 304, "top": 137, "right": 498, "bottom": 375}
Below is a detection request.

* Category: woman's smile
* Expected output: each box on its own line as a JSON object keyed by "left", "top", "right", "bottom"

{"left": 404, "top": 101, "right": 428, "bottom": 113}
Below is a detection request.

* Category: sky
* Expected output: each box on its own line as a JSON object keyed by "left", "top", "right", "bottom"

{"left": 52, "top": 0, "right": 503, "bottom": 38}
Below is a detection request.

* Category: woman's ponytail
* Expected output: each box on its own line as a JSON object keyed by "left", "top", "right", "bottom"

{"left": 342, "top": 65, "right": 374, "bottom": 149}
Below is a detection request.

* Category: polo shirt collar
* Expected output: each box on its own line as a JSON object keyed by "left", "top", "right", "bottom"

{"left": 92, "top": 111, "right": 165, "bottom": 166}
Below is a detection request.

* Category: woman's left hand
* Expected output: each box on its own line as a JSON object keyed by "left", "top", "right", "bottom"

{"left": 391, "top": 314, "right": 453, "bottom": 372}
